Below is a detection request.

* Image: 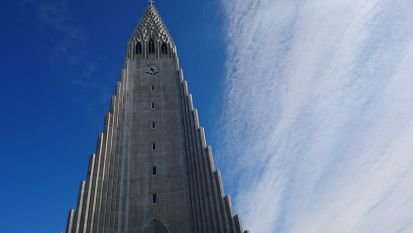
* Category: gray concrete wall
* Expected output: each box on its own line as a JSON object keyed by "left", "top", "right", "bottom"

{"left": 120, "top": 56, "right": 193, "bottom": 233}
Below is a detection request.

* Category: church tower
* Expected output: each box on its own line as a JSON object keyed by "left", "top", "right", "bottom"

{"left": 64, "top": 2, "right": 248, "bottom": 233}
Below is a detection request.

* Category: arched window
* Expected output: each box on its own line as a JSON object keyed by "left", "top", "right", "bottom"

{"left": 148, "top": 38, "right": 155, "bottom": 54}
{"left": 161, "top": 42, "right": 168, "bottom": 55}
{"left": 136, "top": 42, "right": 142, "bottom": 55}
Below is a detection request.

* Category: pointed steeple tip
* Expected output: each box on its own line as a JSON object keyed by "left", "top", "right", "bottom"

{"left": 127, "top": 0, "right": 175, "bottom": 58}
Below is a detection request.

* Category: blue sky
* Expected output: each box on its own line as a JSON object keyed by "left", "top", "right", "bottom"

{"left": 0, "top": 1, "right": 227, "bottom": 232}
{"left": 3, "top": 0, "right": 413, "bottom": 233}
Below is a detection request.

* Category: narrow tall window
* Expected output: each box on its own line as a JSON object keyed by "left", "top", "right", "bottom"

{"left": 152, "top": 193, "right": 157, "bottom": 204}
{"left": 151, "top": 102, "right": 155, "bottom": 109}
{"left": 149, "top": 39, "right": 155, "bottom": 54}
{"left": 161, "top": 42, "right": 168, "bottom": 55}
{"left": 151, "top": 85, "right": 154, "bottom": 91}
{"left": 136, "top": 42, "right": 142, "bottom": 55}
{"left": 152, "top": 166, "right": 157, "bottom": 175}
{"left": 152, "top": 143, "right": 156, "bottom": 150}
{"left": 152, "top": 121, "right": 156, "bottom": 129}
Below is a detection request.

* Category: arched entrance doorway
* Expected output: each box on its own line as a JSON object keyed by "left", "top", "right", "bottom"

{"left": 142, "top": 218, "right": 170, "bottom": 233}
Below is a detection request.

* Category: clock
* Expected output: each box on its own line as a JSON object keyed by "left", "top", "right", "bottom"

{"left": 146, "top": 64, "right": 159, "bottom": 75}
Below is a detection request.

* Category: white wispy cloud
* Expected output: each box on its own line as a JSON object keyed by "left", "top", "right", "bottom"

{"left": 21, "top": 0, "right": 103, "bottom": 86}
{"left": 21, "top": 0, "right": 87, "bottom": 59}
{"left": 218, "top": 0, "right": 413, "bottom": 232}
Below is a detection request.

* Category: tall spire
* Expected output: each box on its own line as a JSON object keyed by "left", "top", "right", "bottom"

{"left": 63, "top": 2, "right": 248, "bottom": 233}
{"left": 126, "top": 1, "right": 175, "bottom": 59}
{"left": 130, "top": 2, "right": 173, "bottom": 43}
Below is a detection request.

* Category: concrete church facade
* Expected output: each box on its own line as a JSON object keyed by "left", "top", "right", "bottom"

{"left": 64, "top": 2, "right": 248, "bottom": 233}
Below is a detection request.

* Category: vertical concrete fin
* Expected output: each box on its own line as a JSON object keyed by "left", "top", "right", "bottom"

{"left": 193, "top": 109, "right": 200, "bottom": 129}
{"left": 213, "top": 170, "right": 230, "bottom": 231}
{"left": 224, "top": 195, "right": 236, "bottom": 232}
{"left": 204, "top": 148, "right": 223, "bottom": 232}
{"left": 87, "top": 154, "right": 96, "bottom": 178}
{"left": 81, "top": 154, "right": 96, "bottom": 233}
{"left": 97, "top": 110, "right": 115, "bottom": 232}
{"left": 215, "top": 170, "right": 225, "bottom": 196}
{"left": 194, "top": 126, "right": 215, "bottom": 231}
{"left": 107, "top": 74, "right": 123, "bottom": 231}
{"left": 234, "top": 215, "right": 244, "bottom": 233}
{"left": 102, "top": 88, "right": 120, "bottom": 232}
{"left": 175, "top": 46, "right": 180, "bottom": 70}
{"left": 108, "top": 85, "right": 122, "bottom": 232}
{"left": 179, "top": 69, "right": 184, "bottom": 82}
{"left": 208, "top": 160, "right": 225, "bottom": 232}
{"left": 74, "top": 181, "right": 86, "bottom": 233}
{"left": 110, "top": 96, "right": 117, "bottom": 113}
{"left": 206, "top": 146, "right": 216, "bottom": 171}
{"left": 183, "top": 82, "right": 209, "bottom": 232}
{"left": 179, "top": 73, "right": 247, "bottom": 232}
{"left": 91, "top": 123, "right": 110, "bottom": 233}
{"left": 120, "top": 69, "right": 126, "bottom": 83}
{"left": 199, "top": 136, "right": 220, "bottom": 231}
{"left": 116, "top": 82, "right": 123, "bottom": 101}
{"left": 180, "top": 81, "right": 201, "bottom": 232}
{"left": 188, "top": 94, "right": 194, "bottom": 111}
{"left": 103, "top": 112, "right": 111, "bottom": 134}
{"left": 66, "top": 209, "right": 75, "bottom": 233}
{"left": 183, "top": 81, "right": 189, "bottom": 95}
{"left": 199, "top": 127, "right": 207, "bottom": 149}
{"left": 86, "top": 134, "right": 104, "bottom": 233}
{"left": 95, "top": 133, "right": 104, "bottom": 156}
{"left": 190, "top": 108, "right": 208, "bottom": 232}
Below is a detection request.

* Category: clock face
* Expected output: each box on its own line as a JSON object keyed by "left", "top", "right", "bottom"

{"left": 146, "top": 64, "right": 159, "bottom": 75}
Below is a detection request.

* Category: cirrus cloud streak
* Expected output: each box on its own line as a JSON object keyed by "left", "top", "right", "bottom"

{"left": 218, "top": 0, "right": 413, "bottom": 232}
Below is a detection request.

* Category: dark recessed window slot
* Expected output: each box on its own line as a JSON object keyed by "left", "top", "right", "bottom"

{"left": 152, "top": 193, "right": 157, "bottom": 204}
